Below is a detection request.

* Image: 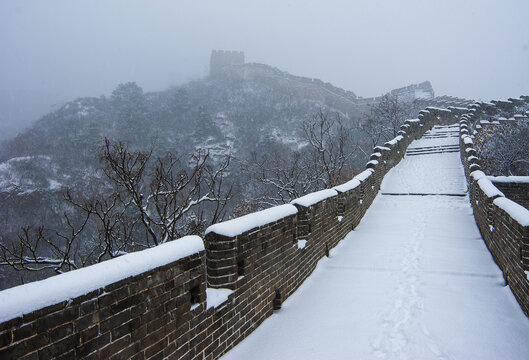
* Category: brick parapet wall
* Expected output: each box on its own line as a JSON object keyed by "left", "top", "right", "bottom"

{"left": 0, "top": 249, "right": 206, "bottom": 360}
{"left": 490, "top": 203, "right": 529, "bottom": 315}
{"left": 456, "top": 100, "right": 529, "bottom": 317}
{"left": 490, "top": 180, "right": 529, "bottom": 210}
{"left": 0, "top": 112, "right": 435, "bottom": 359}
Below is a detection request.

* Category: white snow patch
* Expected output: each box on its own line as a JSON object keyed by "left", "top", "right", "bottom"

{"left": 48, "top": 179, "right": 63, "bottom": 190}
{"left": 386, "top": 135, "right": 404, "bottom": 146}
{"left": 337, "top": 216, "right": 343, "bottom": 222}
{"left": 488, "top": 176, "right": 529, "bottom": 184}
{"left": 354, "top": 169, "right": 374, "bottom": 183}
{"left": 374, "top": 146, "right": 391, "bottom": 152}
{"left": 206, "top": 204, "right": 298, "bottom": 237}
{"left": 470, "top": 170, "right": 486, "bottom": 182}
{"left": 462, "top": 136, "right": 473, "bottom": 145}
{"left": 477, "top": 178, "right": 505, "bottom": 198}
{"left": 334, "top": 178, "right": 361, "bottom": 193}
{"left": 291, "top": 189, "right": 338, "bottom": 207}
{"left": 0, "top": 236, "right": 204, "bottom": 323}
{"left": 297, "top": 239, "right": 307, "bottom": 250}
{"left": 382, "top": 151, "right": 467, "bottom": 195}
{"left": 493, "top": 197, "right": 529, "bottom": 226}
{"left": 206, "top": 288, "right": 233, "bottom": 310}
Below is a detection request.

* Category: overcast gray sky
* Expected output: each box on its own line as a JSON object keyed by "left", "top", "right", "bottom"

{"left": 1, "top": 0, "right": 528, "bottom": 138}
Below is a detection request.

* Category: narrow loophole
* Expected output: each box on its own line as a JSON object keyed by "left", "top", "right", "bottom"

{"left": 237, "top": 260, "right": 245, "bottom": 276}
{"left": 190, "top": 285, "right": 200, "bottom": 304}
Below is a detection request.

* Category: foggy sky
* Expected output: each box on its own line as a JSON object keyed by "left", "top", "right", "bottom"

{"left": 1, "top": 0, "right": 528, "bottom": 139}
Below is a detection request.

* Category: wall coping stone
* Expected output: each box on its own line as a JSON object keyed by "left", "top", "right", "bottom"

{"left": 0, "top": 235, "right": 204, "bottom": 323}
{"left": 470, "top": 170, "right": 487, "bottom": 182}
{"left": 291, "top": 189, "right": 338, "bottom": 208}
{"left": 493, "top": 197, "right": 529, "bottom": 227}
{"left": 205, "top": 204, "right": 298, "bottom": 237}
{"left": 477, "top": 178, "right": 505, "bottom": 199}
{"left": 488, "top": 176, "right": 529, "bottom": 184}
{"left": 354, "top": 168, "right": 374, "bottom": 183}
{"left": 333, "top": 178, "right": 361, "bottom": 193}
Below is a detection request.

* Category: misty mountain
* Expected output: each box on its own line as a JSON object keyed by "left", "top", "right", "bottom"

{"left": 0, "top": 60, "right": 438, "bottom": 212}
{"left": 0, "top": 61, "right": 442, "bottom": 288}
{"left": 0, "top": 62, "right": 374, "bottom": 195}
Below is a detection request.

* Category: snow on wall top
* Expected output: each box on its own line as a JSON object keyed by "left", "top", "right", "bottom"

{"left": 206, "top": 288, "right": 233, "bottom": 310}
{"left": 333, "top": 178, "right": 361, "bottom": 193}
{"left": 477, "top": 178, "right": 505, "bottom": 198}
{"left": 205, "top": 204, "right": 297, "bottom": 237}
{"left": 0, "top": 236, "right": 204, "bottom": 323}
{"left": 386, "top": 135, "right": 404, "bottom": 146}
{"left": 462, "top": 135, "right": 473, "bottom": 145}
{"left": 354, "top": 169, "right": 374, "bottom": 182}
{"left": 426, "top": 106, "right": 451, "bottom": 112}
{"left": 291, "top": 189, "right": 338, "bottom": 207}
{"left": 374, "top": 146, "right": 390, "bottom": 152}
{"left": 493, "top": 197, "right": 529, "bottom": 227}
{"left": 488, "top": 176, "right": 529, "bottom": 184}
{"left": 470, "top": 170, "right": 487, "bottom": 182}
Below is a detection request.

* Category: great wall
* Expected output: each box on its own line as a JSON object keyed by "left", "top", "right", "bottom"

{"left": 209, "top": 50, "right": 435, "bottom": 117}
{"left": 0, "top": 54, "right": 528, "bottom": 358}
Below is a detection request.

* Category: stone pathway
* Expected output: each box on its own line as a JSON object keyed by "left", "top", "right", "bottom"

{"left": 221, "top": 125, "right": 529, "bottom": 360}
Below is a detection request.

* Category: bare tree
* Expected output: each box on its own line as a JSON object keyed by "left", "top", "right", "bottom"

{"left": 474, "top": 120, "right": 529, "bottom": 176}
{"left": 361, "top": 93, "right": 418, "bottom": 147}
{"left": 243, "top": 110, "right": 360, "bottom": 207}
{"left": 303, "top": 109, "right": 359, "bottom": 187}
{"left": 0, "top": 138, "right": 232, "bottom": 276}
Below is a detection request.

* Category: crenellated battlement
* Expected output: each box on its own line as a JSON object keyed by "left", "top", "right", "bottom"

{"left": 439, "top": 97, "right": 529, "bottom": 317}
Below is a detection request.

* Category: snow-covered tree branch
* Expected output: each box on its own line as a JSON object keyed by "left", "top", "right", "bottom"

{"left": 0, "top": 138, "right": 232, "bottom": 276}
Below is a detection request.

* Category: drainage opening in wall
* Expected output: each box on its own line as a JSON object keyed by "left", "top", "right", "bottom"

{"left": 273, "top": 289, "right": 282, "bottom": 310}
{"left": 237, "top": 260, "right": 245, "bottom": 276}
{"left": 190, "top": 285, "right": 201, "bottom": 304}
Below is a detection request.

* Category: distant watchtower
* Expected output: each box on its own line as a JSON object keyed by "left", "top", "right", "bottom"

{"left": 210, "top": 50, "right": 245, "bottom": 77}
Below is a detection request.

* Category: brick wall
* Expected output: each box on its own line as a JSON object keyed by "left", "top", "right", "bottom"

{"left": 0, "top": 239, "right": 206, "bottom": 360}
{"left": 490, "top": 179, "right": 529, "bottom": 210}
{"left": 457, "top": 100, "right": 529, "bottom": 317}
{"left": 0, "top": 114, "right": 431, "bottom": 359}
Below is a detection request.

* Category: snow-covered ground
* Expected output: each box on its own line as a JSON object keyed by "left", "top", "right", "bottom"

{"left": 380, "top": 152, "right": 467, "bottom": 195}
{"left": 382, "top": 125, "right": 467, "bottom": 195}
{"left": 220, "top": 125, "right": 529, "bottom": 360}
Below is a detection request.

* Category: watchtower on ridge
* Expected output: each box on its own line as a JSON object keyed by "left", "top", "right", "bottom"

{"left": 210, "top": 50, "right": 245, "bottom": 77}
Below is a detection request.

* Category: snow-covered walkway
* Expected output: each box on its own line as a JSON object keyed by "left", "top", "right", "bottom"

{"left": 221, "top": 125, "right": 529, "bottom": 360}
